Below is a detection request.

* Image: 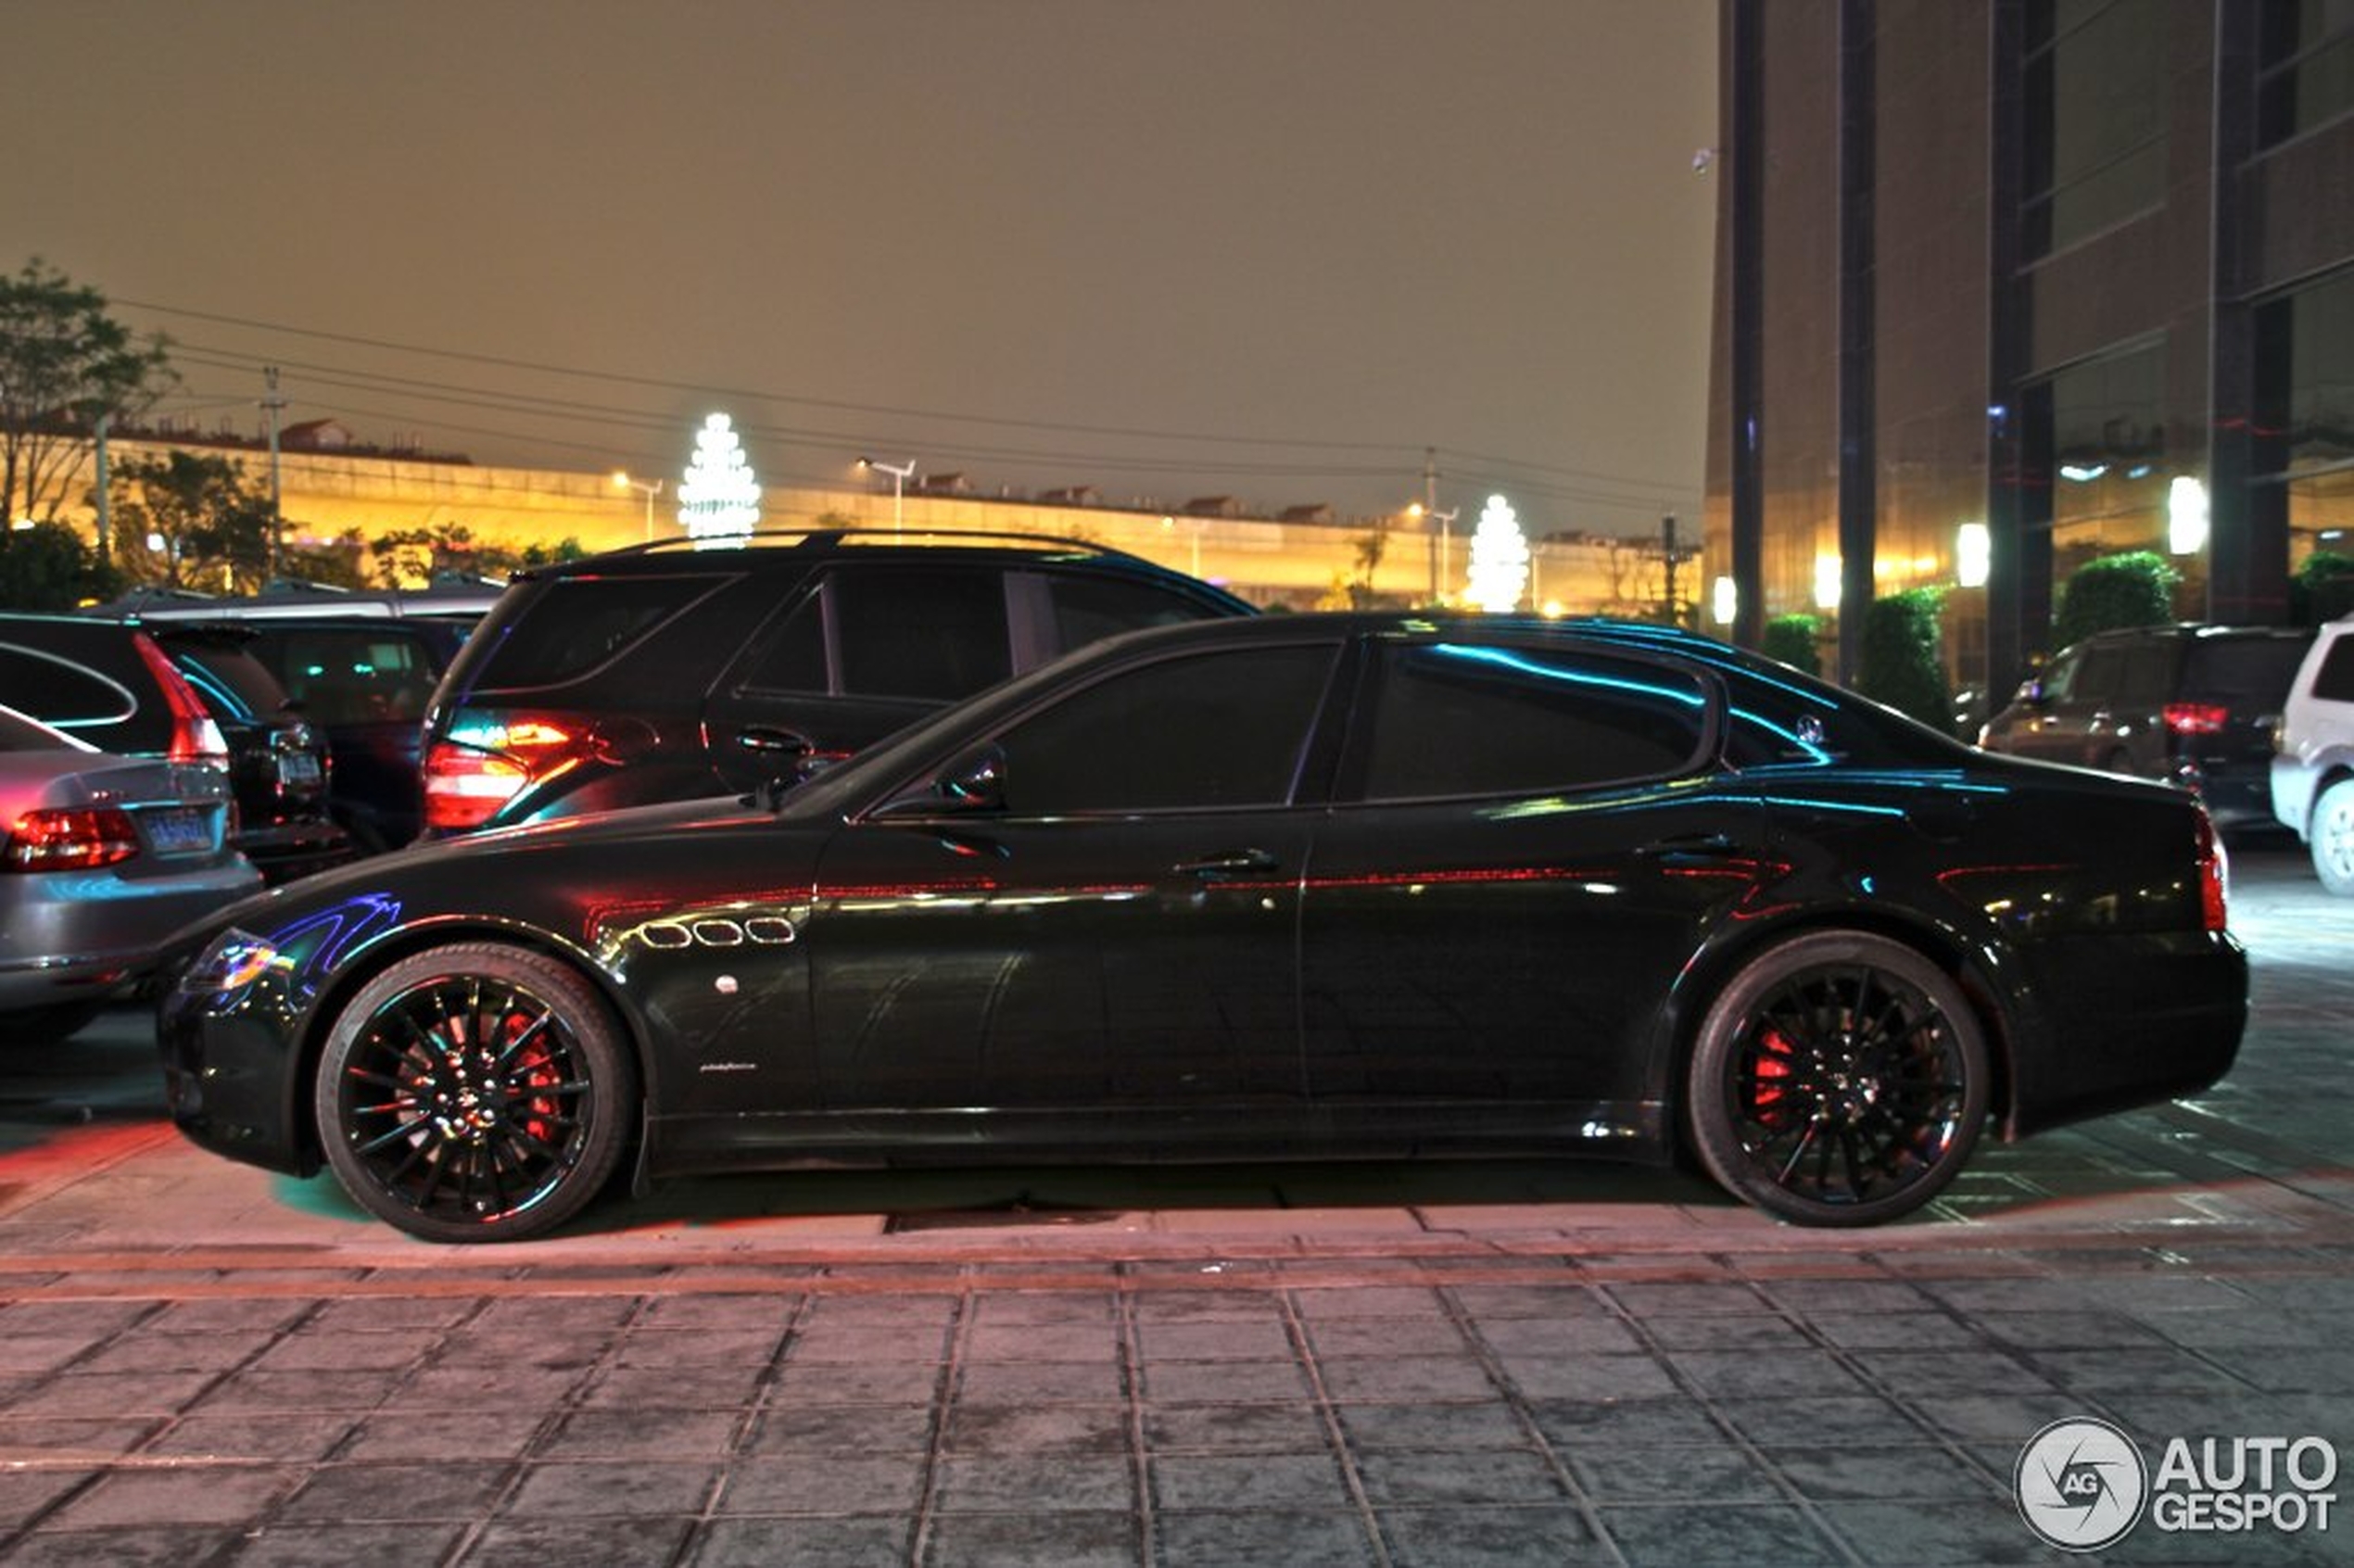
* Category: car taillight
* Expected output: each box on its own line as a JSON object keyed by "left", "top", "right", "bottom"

{"left": 132, "top": 631, "right": 230, "bottom": 768}
{"left": 422, "top": 719, "right": 580, "bottom": 831}
{"left": 2163, "top": 702, "right": 2230, "bottom": 737}
{"left": 6, "top": 807, "right": 140, "bottom": 871}
{"left": 2195, "top": 810, "right": 2228, "bottom": 932}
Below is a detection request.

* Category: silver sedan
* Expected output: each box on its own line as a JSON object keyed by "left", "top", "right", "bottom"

{"left": 1, "top": 704, "right": 261, "bottom": 1043}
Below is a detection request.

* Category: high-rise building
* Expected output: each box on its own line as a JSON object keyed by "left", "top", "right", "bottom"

{"left": 1704, "top": 0, "right": 2352, "bottom": 702}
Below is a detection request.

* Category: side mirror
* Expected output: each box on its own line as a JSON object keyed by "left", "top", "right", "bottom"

{"left": 2015, "top": 677, "right": 2047, "bottom": 705}
{"left": 873, "top": 743, "right": 1006, "bottom": 818}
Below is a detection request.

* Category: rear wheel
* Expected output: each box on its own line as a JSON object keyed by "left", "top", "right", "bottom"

{"left": 1687, "top": 931, "right": 1989, "bottom": 1226}
{"left": 312, "top": 943, "right": 636, "bottom": 1243}
{"left": 2311, "top": 778, "right": 2354, "bottom": 897}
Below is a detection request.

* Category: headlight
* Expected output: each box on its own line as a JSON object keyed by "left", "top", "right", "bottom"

{"left": 175, "top": 928, "right": 287, "bottom": 996}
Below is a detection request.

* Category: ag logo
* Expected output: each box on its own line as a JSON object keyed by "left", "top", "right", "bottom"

{"left": 2018, "top": 1418, "right": 2147, "bottom": 1551}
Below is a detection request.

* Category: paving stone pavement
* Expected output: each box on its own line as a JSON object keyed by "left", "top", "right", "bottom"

{"left": 0, "top": 843, "right": 2348, "bottom": 1567}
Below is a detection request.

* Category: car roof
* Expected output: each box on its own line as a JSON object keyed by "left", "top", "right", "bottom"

{"left": 513, "top": 527, "right": 1243, "bottom": 590}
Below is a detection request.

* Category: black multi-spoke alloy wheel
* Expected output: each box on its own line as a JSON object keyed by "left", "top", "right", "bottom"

{"left": 1688, "top": 931, "right": 1989, "bottom": 1226}
{"left": 313, "top": 944, "right": 636, "bottom": 1243}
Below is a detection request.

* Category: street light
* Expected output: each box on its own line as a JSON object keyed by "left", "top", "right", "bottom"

{"left": 858, "top": 456, "right": 917, "bottom": 534}
{"left": 612, "top": 471, "right": 663, "bottom": 541}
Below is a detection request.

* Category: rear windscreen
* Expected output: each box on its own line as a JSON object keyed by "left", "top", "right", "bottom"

{"left": 158, "top": 639, "right": 288, "bottom": 723}
{"left": 2182, "top": 639, "right": 2312, "bottom": 705}
{"left": 470, "top": 575, "right": 723, "bottom": 690}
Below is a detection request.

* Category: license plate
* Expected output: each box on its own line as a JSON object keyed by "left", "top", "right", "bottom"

{"left": 276, "top": 752, "right": 323, "bottom": 789}
{"left": 145, "top": 808, "right": 212, "bottom": 856}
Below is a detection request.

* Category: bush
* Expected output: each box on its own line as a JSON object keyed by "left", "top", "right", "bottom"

{"left": 2053, "top": 551, "right": 2178, "bottom": 648}
{"left": 1855, "top": 588, "right": 1953, "bottom": 733}
{"left": 1762, "top": 613, "right": 1823, "bottom": 677}
{"left": 0, "top": 521, "right": 117, "bottom": 610}
{"left": 2294, "top": 551, "right": 2354, "bottom": 625}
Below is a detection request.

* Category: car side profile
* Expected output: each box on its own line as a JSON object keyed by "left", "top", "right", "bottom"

{"left": 159, "top": 614, "right": 2246, "bottom": 1243}
{"left": 416, "top": 529, "right": 1254, "bottom": 836}
{"left": 1978, "top": 623, "right": 2312, "bottom": 829}
{"left": 2271, "top": 612, "right": 2354, "bottom": 894}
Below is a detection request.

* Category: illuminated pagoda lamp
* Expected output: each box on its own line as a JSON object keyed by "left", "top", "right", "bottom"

{"left": 677, "top": 413, "right": 763, "bottom": 548}
{"left": 1463, "top": 493, "right": 1530, "bottom": 613}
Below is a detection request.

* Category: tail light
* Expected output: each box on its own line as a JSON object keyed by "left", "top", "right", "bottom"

{"left": 6, "top": 807, "right": 140, "bottom": 871}
{"left": 422, "top": 717, "right": 581, "bottom": 831}
{"left": 2163, "top": 702, "right": 2230, "bottom": 737}
{"left": 2194, "top": 810, "right": 2228, "bottom": 932}
{"left": 131, "top": 632, "right": 229, "bottom": 769}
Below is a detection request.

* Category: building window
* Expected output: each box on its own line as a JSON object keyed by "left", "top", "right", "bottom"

{"left": 2028, "top": 340, "right": 2170, "bottom": 575}
{"left": 2255, "top": 267, "right": 2354, "bottom": 574}
{"left": 2022, "top": 0, "right": 2168, "bottom": 258}
{"left": 2259, "top": 0, "right": 2354, "bottom": 146}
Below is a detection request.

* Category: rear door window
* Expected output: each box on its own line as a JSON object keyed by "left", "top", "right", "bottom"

{"left": 157, "top": 638, "right": 289, "bottom": 724}
{"left": 1353, "top": 641, "right": 1711, "bottom": 800}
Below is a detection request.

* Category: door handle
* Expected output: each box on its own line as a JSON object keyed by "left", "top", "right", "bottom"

{"left": 736, "top": 727, "right": 813, "bottom": 754}
{"left": 1173, "top": 848, "right": 1281, "bottom": 879}
{"left": 1634, "top": 831, "right": 1742, "bottom": 861}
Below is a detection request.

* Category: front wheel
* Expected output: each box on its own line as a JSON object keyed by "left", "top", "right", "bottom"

{"left": 312, "top": 943, "right": 637, "bottom": 1243}
{"left": 2310, "top": 778, "right": 2354, "bottom": 897}
{"left": 1687, "top": 932, "right": 1989, "bottom": 1226}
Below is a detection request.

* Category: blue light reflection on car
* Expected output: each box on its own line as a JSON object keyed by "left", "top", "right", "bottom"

{"left": 183, "top": 891, "right": 407, "bottom": 1006}
{"left": 1428, "top": 642, "right": 1707, "bottom": 709}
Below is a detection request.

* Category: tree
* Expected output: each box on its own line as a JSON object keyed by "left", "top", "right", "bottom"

{"left": 1462, "top": 494, "right": 1529, "bottom": 613}
{"left": 1, "top": 258, "right": 176, "bottom": 527}
{"left": 677, "top": 412, "right": 761, "bottom": 543}
{"left": 1855, "top": 588, "right": 1953, "bottom": 733}
{"left": 1344, "top": 516, "right": 1390, "bottom": 608}
{"left": 108, "top": 450, "right": 272, "bottom": 591}
{"left": 2052, "top": 550, "right": 2178, "bottom": 649}
{"left": 0, "top": 519, "right": 115, "bottom": 610}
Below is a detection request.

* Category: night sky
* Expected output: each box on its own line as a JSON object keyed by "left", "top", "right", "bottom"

{"left": 9, "top": 1, "right": 1718, "bottom": 537}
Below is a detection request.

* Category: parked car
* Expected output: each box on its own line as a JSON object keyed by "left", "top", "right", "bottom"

{"left": 415, "top": 529, "right": 1256, "bottom": 836}
{"left": 1, "top": 704, "right": 260, "bottom": 1043}
{"left": 158, "top": 613, "right": 2246, "bottom": 1243}
{"left": 1978, "top": 623, "right": 2314, "bottom": 829}
{"left": 0, "top": 613, "right": 353, "bottom": 883}
{"left": 124, "top": 607, "right": 476, "bottom": 853}
{"left": 2271, "top": 612, "right": 2354, "bottom": 894}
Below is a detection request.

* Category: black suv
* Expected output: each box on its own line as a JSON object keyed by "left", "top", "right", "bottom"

{"left": 420, "top": 530, "right": 1255, "bottom": 835}
{"left": 1979, "top": 622, "right": 2314, "bottom": 829}
{"left": 0, "top": 613, "right": 354, "bottom": 883}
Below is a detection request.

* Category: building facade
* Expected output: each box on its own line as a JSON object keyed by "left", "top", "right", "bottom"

{"left": 1705, "top": 0, "right": 2353, "bottom": 699}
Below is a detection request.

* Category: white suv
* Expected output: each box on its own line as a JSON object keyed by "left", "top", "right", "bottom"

{"left": 2272, "top": 613, "right": 2354, "bottom": 894}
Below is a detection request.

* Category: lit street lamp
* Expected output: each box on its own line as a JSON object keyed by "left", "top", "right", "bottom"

{"left": 612, "top": 471, "right": 664, "bottom": 541}
{"left": 858, "top": 457, "right": 917, "bottom": 534}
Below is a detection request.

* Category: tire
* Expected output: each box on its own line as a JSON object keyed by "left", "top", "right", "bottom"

{"left": 312, "top": 943, "right": 637, "bottom": 1243}
{"left": 2311, "top": 778, "right": 2354, "bottom": 898}
{"left": 1, "top": 1002, "right": 105, "bottom": 1045}
{"left": 1687, "top": 931, "right": 1989, "bottom": 1226}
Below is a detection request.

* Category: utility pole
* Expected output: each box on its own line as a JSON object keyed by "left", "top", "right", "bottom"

{"left": 1654, "top": 512, "right": 1700, "bottom": 627}
{"left": 262, "top": 366, "right": 286, "bottom": 584}
{"left": 1423, "top": 448, "right": 1438, "bottom": 602}
{"left": 93, "top": 411, "right": 111, "bottom": 562}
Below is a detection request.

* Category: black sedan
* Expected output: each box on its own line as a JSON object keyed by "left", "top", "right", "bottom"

{"left": 158, "top": 614, "right": 2248, "bottom": 1242}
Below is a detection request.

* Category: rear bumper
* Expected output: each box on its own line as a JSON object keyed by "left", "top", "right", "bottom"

{"left": 0, "top": 858, "right": 265, "bottom": 1010}
{"left": 2005, "top": 929, "right": 2248, "bottom": 1137}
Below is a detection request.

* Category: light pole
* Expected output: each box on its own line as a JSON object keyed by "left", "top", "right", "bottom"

{"left": 612, "top": 471, "right": 663, "bottom": 541}
{"left": 858, "top": 456, "right": 917, "bottom": 534}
